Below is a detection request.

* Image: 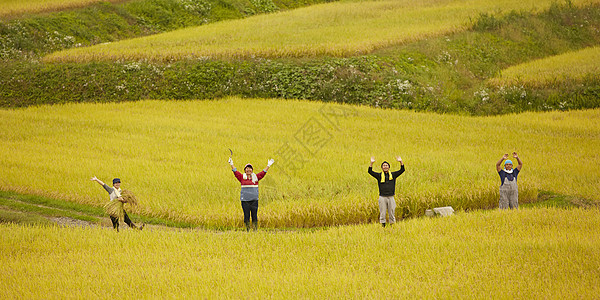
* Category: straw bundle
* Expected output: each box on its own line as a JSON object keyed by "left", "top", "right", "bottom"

{"left": 120, "top": 190, "right": 138, "bottom": 206}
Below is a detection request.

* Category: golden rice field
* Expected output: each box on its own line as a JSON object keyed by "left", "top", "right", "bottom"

{"left": 42, "top": 0, "right": 600, "bottom": 62}
{"left": 489, "top": 46, "right": 600, "bottom": 87}
{"left": 0, "top": 98, "right": 599, "bottom": 227}
{"left": 0, "top": 0, "right": 124, "bottom": 18}
{"left": 1, "top": 208, "right": 600, "bottom": 298}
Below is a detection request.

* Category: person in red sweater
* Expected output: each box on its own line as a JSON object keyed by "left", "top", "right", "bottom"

{"left": 229, "top": 157, "right": 274, "bottom": 231}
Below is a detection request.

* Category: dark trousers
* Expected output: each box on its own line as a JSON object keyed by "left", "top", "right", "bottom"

{"left": 110, "top": 210, "right": 134, "bottom": 231}
{"left": 241, "top": 200, "right": 259, "bottom": 224}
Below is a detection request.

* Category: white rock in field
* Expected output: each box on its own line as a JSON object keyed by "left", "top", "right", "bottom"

{"left": 432, "top": 206, "right": 454, "bottom": 217}
{"left": 425, "top": 209, "right": 434, "bottom": 217}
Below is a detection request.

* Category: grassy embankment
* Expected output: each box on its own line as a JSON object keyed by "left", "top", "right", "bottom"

{"left": 1, "top": 98, "right": 598, "bottom": 228}
{"left": 1, "top": 208, "right": 599, "bottom": 298}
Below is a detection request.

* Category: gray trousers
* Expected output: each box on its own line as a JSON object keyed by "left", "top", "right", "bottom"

{"left": 499, "top": 179, "right": 518, "bottom": 209}
{"left": 378, "top": 196, "right": 396, "bottom": 224}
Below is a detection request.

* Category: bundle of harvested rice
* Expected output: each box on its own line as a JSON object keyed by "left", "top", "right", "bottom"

{"left": 120, "top": 190, "right": 138, "bottom": 206}
{"left": 104, "top": 200, "right": 123, "bottom": 218}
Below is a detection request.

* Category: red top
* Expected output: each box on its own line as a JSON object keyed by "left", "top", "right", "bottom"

{"left": 233, "top": 170, "right": 266, "bottom": 186}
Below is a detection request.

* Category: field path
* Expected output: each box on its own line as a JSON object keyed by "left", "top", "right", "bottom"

{"left": 47, "top": 216, "right": 97, "bottom": 228}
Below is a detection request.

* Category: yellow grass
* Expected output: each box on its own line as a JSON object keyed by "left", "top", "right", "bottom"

{"left": 0, "top": 0, "right": 125, "bottom": 18}
{"left": 1, "top": 208, "right": 600, "bottom": 298}
{"left": 43, "top": 0, "right": 600, "bottom": 62}
{"left": 489, "top": 46, "right": 600, "bottom": 87}
{"left": 0, "top": 98, "right": 599, "bottom": 227}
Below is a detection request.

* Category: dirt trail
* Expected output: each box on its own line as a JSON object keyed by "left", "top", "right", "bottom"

{"left": 45, "top": 215, "right": 199, "bottom": 232}
{"left": 47, "top": 216, "right": 97, "bottom": 228}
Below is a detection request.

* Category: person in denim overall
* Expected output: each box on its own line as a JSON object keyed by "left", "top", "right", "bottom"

{"left": 495, "top": 152, "right": 523, "bottom": 209}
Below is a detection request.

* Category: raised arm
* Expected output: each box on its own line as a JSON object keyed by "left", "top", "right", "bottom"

{"left": 513, "top": 152, "right": 523, "bottom": 171}
{"left": 229, "top": 158, "right": 244, "bottom": 182}
{"left": 392, "top": 156, "right": 405, "bottom": 176}
{"left": 264, "top": 158, "right": 274, "bottom": 172}
{"left": 496, "top": 153, "right": 509, "bottom": 172}
{"left": 368, "top": 157, "right": 379, "bottom": 179}
{"left": 92, "top": 176, "right": 114, "bottom": 194}
{"left": 228, "top": 157, "right": 236, "bottom": 170}
{"left": 257, "top": 159, "right": 275, "bottom": 180}
{"left": 91, "top": 176, "right": 105, "bottom": 186}
{"left": 396, "top": 156, "right": 404, "bottom": 166}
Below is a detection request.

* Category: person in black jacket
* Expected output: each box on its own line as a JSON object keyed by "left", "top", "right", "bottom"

{"left": 368, "top": 156, "right": 405, "bottom": 227}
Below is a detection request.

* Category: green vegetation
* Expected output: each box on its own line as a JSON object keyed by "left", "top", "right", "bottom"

{"left": 521, "top": 190, "right": 597, "bottom": 209}
{"left": 0, "top": 209, "right": 53, "bottom": 225}
{"left": 0, "top": 196, "right": 99, "bottom": 222}
{"left": 1, "top": 98, "right": 598, "bottom": 228}
{"left": 1, "top": 1, "right": 599, "bottom": 114}
{"left": 0, "top": 190, "right": 197, "bottom": 228}
{"left": 2, "top": 208, "right": 600, "bottom": 298}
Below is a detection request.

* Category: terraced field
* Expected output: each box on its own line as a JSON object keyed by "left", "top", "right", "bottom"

{"left": 43, "top": 0, "right": 600, "bottom": 61}
{"left": 489, "top": 46, "right": 600, "bottom": 87}
{"left": 0, "top": 0, "right": 124, "bottom": 17}
{"left": 2, "top": 0, "right": 600, "bottom": 298}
